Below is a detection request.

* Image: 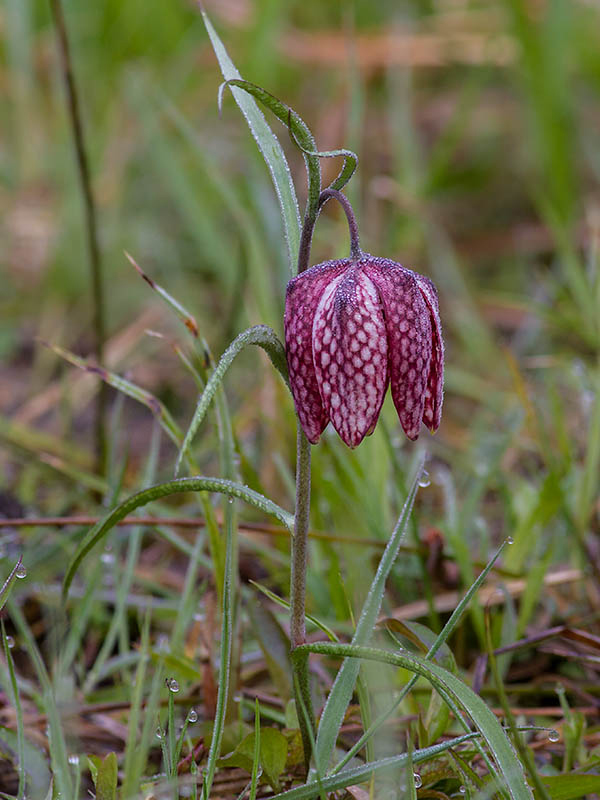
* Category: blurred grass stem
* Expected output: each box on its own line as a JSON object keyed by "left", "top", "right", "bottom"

{"left": 49, "top": 0, "right": 107, "bottom": 472}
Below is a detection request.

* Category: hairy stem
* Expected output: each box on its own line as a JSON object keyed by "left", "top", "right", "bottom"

{"left": 290, "top": 428, "right": 311, "bottom": 648}
{"left": 49, "top": 0, "right": 107, "bottom": 471}
{"left": 297, "top": 188, "right": 362, "bottom": 273}
{"left": 290, "top": 426, "right": 315, "bottom": 766}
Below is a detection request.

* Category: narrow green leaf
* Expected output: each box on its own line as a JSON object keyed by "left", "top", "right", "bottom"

{"left": 87, "top": 755, "right": 100, "bottom": 786}
{"left": 2, "top": 622, "right": 25, "bottom": 799}
{"left": 7, "top": 603, "right": 72, "bottom": 797}
{"left": 297, "top": 643, "right": 533, "bottom": 800}
{"left": 125, "top": 251, "right": 199, "bottom": 337}
{"left": 62, "top": 477, "right": 294, "bottom": 600}
{"left": 0, "top": 557, "right": 23, "bottom": 612}
{"left": 176, "top": 325, "right": 288, "bottom": 475}
{"left": 249, "top": 700, "right": 261, "bottom": 800}
{"left": 202, "top": 12, "right": 301, "bottom": 272}
{"left": 250, "top": 581, "right": 338, "bottom": 642}
{"left": 314, "top": 458, "right": 424, "bottom": 772}
{"left": 268, "top": 732, "right": 481, "bottom": 800}
{"left": 48, "top": 343, "right": 183, "bottom": 448}
{"left": 218, "top": 78, "right": 320, "bottom": 225}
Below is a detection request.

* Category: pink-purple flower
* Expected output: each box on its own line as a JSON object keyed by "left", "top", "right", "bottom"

{"left": 284, "top": 255, "right": 444, "bottom": 448}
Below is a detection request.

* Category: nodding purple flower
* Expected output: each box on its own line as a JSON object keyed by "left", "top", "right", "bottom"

{"left": 284, "top": 254, "right": 444, "bottom": 448}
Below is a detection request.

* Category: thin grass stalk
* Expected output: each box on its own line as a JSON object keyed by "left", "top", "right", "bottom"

{"left": 484, "top": 607, "right": 551, "bottom": 800}
{"left": 48, "top": 0, "right": 107, "bottom": 470}
{"left": 332, "top": 538, "right": 510, "bottom": 774}
{"left": 2, "top": 622, "right": 25, "bottom": 799}
{"left": 201, "top": 490, "right": 235, "bottom": 797}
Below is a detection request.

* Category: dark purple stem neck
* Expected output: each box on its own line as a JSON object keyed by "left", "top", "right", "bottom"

{"left": 296, "top": 188, "right": 362, "bottom": 273}
{"left": 319, "top": 188, "right": 362, "bottom": 261}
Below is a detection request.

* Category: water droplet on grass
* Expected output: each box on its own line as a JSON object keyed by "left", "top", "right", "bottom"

{"left": 458, "top": 786, "right": 467, "bottom": 795}
{"left": 548, "top": 729, "right": 560, "bottom": 742}
{"left": 68, "top": 754, "right": 79, "bottom": 766}
{"left": 505, "top": 536, "right": 514, "bottom": 545}
{"left": 418, "top": 471, "right": 431, "bottom": 488}
{"left": 155, "top": 727, "right": 163, "bottom": 740}
{"left": 5, "top": 635, "right": 15, "bottom": 649}
{"left": 168, "top": 678, "right": 179, "bottom": 693}
{"left": 16, "top": 565, "right": 27, "bottom": 579}
{"left": 187, "top": 709, "right": 198, "bottom": 723}
{"left": 413, "top": 773, "right": 422, "bottom": 788}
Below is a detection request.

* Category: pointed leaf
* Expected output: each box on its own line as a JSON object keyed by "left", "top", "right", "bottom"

{"left": 202, "top": 13, "right": 300, "bottom": 272}
{"left": 176, "top": 325, "right": 288, "bottom": 474}
{"left": 0, "top": 557, "right": 23, "bottom": 612}
{"left": 313, "top": 459, "right": 423, "bottom": 771}
{"left": 297, "top": 642, "right": 533, "bottom": 800}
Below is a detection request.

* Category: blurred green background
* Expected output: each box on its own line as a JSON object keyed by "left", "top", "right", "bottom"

{"left": 1, "top": 0, "right": 600, "bottom": 793}
{"left": 2, "top": 0, "right": 600, "bottom": 681}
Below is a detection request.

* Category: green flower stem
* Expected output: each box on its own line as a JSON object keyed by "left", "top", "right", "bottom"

{"left": 290, "top": 428, "right": 311, "bottom": 649}
{"left": 290, "top": 427, "right": 316, "bottom": 766}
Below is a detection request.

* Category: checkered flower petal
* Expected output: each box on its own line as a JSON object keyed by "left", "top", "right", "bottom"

{"left": 365, "top": 258, "right": 433, "bottom": 440}
{"left": 415, "top": 275, "right": 444, "bottom": 432}
{"left": 312, "top": 266, "right": 389, "bottom": 448}
{"left": 284, "top": 253, "right": 443, "bottom": 446}
{"left": 284, "top": 260, "right": 349, "bottom": 443}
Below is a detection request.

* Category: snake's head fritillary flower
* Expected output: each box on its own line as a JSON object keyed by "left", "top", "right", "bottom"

{"left": 284, "top": 255, "right": 443, "bottom": 448}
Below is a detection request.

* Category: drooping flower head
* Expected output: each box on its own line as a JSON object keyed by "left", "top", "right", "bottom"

{"left": 284, "top": 249, "right": 443, "bottom": 448}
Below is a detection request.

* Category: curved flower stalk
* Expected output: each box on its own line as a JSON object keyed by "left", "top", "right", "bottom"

{"left": 285, "top": 190, "right": 444, "bottom": 448}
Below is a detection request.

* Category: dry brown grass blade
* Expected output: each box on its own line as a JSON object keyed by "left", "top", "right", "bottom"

{"left": 16, "top": 308, "right": 161, "bottom": 426}
{"left": 387, "top": 568, "right": 583, "bottom": 621}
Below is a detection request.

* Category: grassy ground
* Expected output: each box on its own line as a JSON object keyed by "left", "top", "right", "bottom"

{"left": 1, "top": 1, "right": 600, "bottom": 797}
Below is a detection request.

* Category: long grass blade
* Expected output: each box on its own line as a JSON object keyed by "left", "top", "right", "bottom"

{"left": 201, "top": 10, "right": 301, "bottom": 272}
{"left": 297, "top": 643, "right": 533, "bottom": 800}
{"left": 332, "top": 537, "right": 511, "bottom": 773}
{"left": 269, "top": 732, "right": 482, "bottom": 800}
{"left": 62, "top": 477, "right": 294, "bottom": 599}
{"left": 313, "top": 457, "right": 424, "bottom": 772}
{"left": 0, "top": 557, "right": 23, "bottom": 612}
{"left": 176, "top": 325, "right": 288, "bottom": 474}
